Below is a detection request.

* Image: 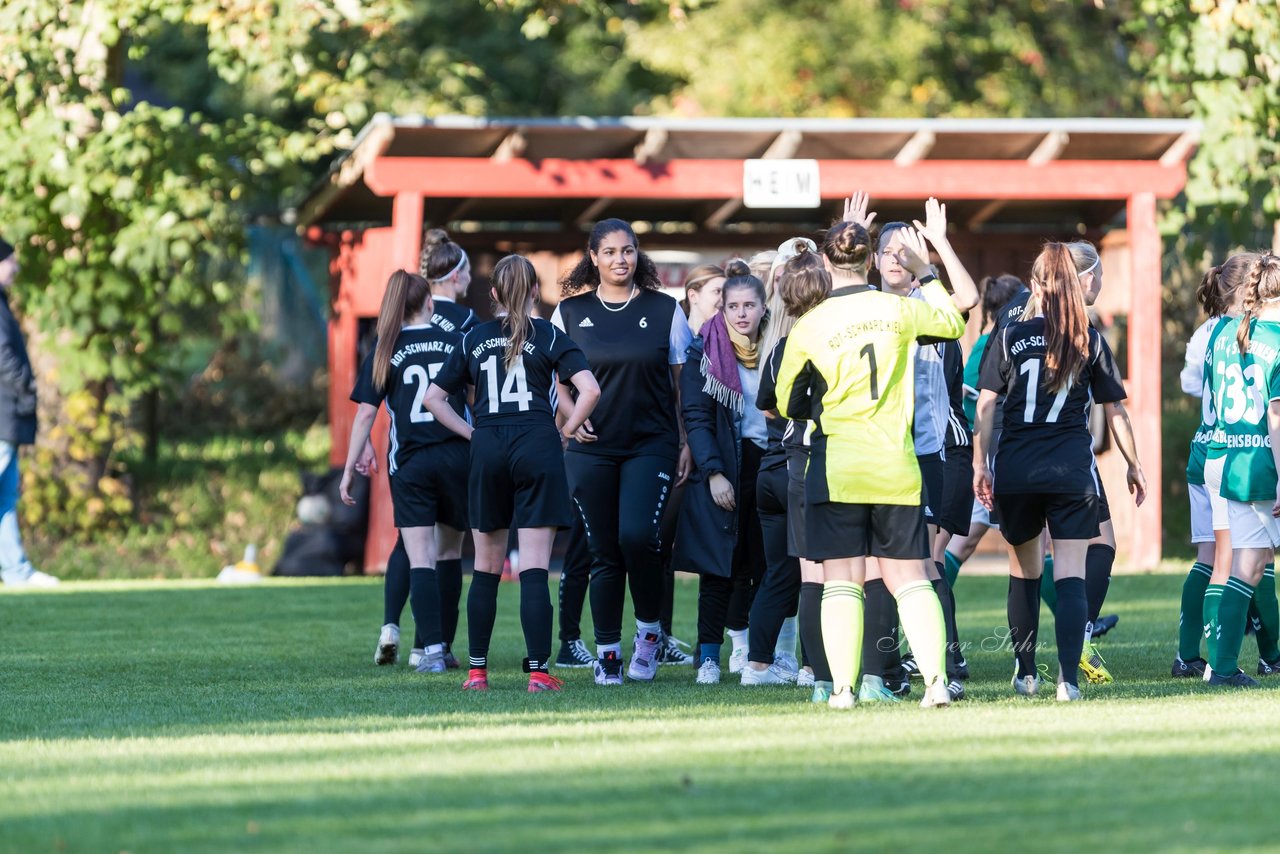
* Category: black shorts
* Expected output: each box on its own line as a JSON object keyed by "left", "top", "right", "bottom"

{"left": 390, "top": 439, "right": 469, "bottom": 530}
{"left": 468, "top": 424, "right": 574, "bottom": 532}
{"left": 918, "top": 451, "right": 944, "bottom": 527}
{"left": 937, "top": 444, "right": 974, "bottom": 537}
{"left": 994, "top": 492, "right": 1100, "bottom": 545}
{"left": 806, "top": 501, "right": 929, "bottom": 561}
{"left": 785, "top": 447, "right": 809, "bottom": 558}
{"left": 1097, "top": 476, "right": 1111, "bottom": 525}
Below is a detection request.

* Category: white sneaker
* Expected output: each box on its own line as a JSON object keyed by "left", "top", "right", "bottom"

{"left": 728, "top": 646, "right": 748, "bottom": 674}
{"left": 374, "top": 624, "right": 399, "bottom": 666}
{"left": 1056, "top": 682, "right": 1083, "bottom": 702}
{"left": 827, "top": 687, "right": 856, "bottom": 710}
{"left": 740, "top": 662, "right": 797, "bottom": 686}
{"left": 772, "top": 651, "right": 800, "bottom": 679}
{"left": 796, "top": 668, "right": 816, "bottom": 688}
{"left": 695, "top": 658, "right": 721, "bottom": 684}
{"left": 3, "top": 568, "right": 59, "bottom": 588}
{"left": 920, "top": 677, "right": 952, "bottom": 709}
{"left": 628, "top": 631, "right": 661, "bottom": 681}
{"left": 1012, "top": 673, "right": 1041, "bottom": 697}
{"left": 408, "top": 648, "right": 424, "bottom": 668}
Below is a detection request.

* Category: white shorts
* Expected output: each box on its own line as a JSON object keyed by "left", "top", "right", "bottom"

{"left": 970, "top": 497, "right": 999, "bottom": 531}
{"left": 1225, "top": 497, "right": 1280, "bottom": 550}
{"left": 1201, "top": 457, "right": 1233, "bottom": 534}
{"left": 1188, "top": 482, "right": 1217, "bottom": 543}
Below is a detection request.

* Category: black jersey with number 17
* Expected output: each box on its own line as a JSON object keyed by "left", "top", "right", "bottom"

{"left": 433, "top": 317, "right": 590, "bottom": 428}
{"left": 349, "top": 325, "right": 467, "bottom": 476}
{"left": 978, "top": 317, "right": 1126, "bottom": 495}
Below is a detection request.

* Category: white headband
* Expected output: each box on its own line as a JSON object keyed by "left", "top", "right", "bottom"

{"left": 770, "top": 237, "right": 818, "bottom": 277}
{"left": 1078, "top": 257, "right": 1100, "bottom": 277}
{"left": 430, "top": 251, "right": 468, "bottom": 283}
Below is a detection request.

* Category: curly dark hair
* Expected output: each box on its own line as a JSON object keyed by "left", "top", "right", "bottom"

{"left": 559, "top": 218, "right": 664, "bottom": 297}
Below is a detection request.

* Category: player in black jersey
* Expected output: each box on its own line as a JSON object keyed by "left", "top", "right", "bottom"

{"left": 341, "top": 270, "right": 471, "bottom": 675}
{"left": 427, "top": 255, "right": 600, "bottom": 693}
{"left": 419, "top": 228, "right": 478, "bottom": 335}
{"left": 553, "top": 219, "right": 694, "bottom": 686}
{"left": 974, "top": 243, "right": 1146, "bottom": 701}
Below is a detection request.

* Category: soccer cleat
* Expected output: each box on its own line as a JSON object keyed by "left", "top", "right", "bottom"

{"left": 857, "top": 674, "right": 901, "bottom": 704}
{"left": 884, "top": 676, "right": 911, "bottom": 698}
{"left": 1171, "top": 656, "right": 1207, "bottom": 678}
{"left": 946, "top": 680, "right": 966, "bottom": 702}
{"left": 528, "top": 672, "right": 564, "bottom": 693}
{"left": 772, "top": 651, "right": 801, "bottom": 680}
{"left": 1012, "top": 674, "right": 1041, "bottom": 697}
{"left": 954, "top": 655, "right": 970, "bottom": 681}
{"left": 416, "top": 649, "right": 447, "bottom": 673}
{"left": 374, "top": 624, "right": 400, "bottom": 666}
{"left": 1056, "top": 682, "right": 1083, "bottom": 702}
{"left": 408, "top": 648, "right": 424, "bottom": 669}
{"left": 555, "top": 638, "right": 597, "bottom": 669}
{"left": 461, "top": 668, "right": 489, "bottom": 691}
{"left": 658, "top": 635, "right": 695, "bottom": 666}
{"left": 920, "top": 678, "right": 952, "bottom": 709}
{"left": 728, "top": 646, "right": 749, "bottom": 675}
{"left": 796, "top": 668, "right": 816, "bottom": 688}
{"left": 442, "top": 651, "right": 461, "bottom": 670}
{"left": 1209, "top": 669, "right": 1261, "bottom": 688}
{"left": 593, "top": 651, "right": 625, "bottom": 686}
{"left": 695, "top": 658, "right": 722, "bottom": 685}
{"left": 811, "top": 681, "right": 834, "bottom": 704}
{"left": 628, "top": 632, "right": 662, "bottom": 681}
{"left": 1080, "top": 642, "right": 1113, "bottom": 684}
{"left": 1090, "top": 614, "right": 1119, "bottom": 637}
{"left": 900, "top": 653, "right": 921, "bottom": 679}
{"left": 1259, "top": 657, "right": 1280, "bottom": 677}
{"left": 827, "top": 687, "right": 856, "bottom": 710}
{"left": 740, "top": 663, "right": 797, "bottom": 686}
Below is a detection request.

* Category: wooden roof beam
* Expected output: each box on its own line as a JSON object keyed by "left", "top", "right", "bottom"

{"left": 1159, "top": 129, "right": 1200, "bottom": 166}
{"left": 893, "top": 130, "right": 936, "bottom": 166}
{"left": 1027, "top": 131, "right": 1070, "bottom": 166}
{"left": 703, "top": 130, "right": 806, "bottom": 229}
{"left": 491, "top": 127, "right": 528, "bottom": 161}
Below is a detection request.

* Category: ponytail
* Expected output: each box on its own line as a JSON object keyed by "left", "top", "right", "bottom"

{"left": 1195, "top": 265, "right": 1223, "bottom": 317}
{"left": 1030, "top": 243, "right": 1090, "bottom": 392}
{"left": 1237, "top": 255, "right": 1267, "bottom": 355}
{"left": 492, "top": 255, "right": 538, "bottom": 371}
{"left": 373, "top": 270, "right": 431, "bottom": 391}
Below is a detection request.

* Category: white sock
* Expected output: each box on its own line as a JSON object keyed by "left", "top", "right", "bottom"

{"left": 775, "top": 616, "right": 798, "bottom": 658}
{"left": 728, "top": 628, "right": 748, "bottom": 652}
{"left": 426, "top": 643, "right": 445, "bottom": 656}
{"left": 636, "top": 619, "right": 663, "bottom": 637}
{"left": 597, "top": 642, "right": 622, "bottom": 659}
{"left": 1083, "top": 621, "right": 1094, "bottom": 647}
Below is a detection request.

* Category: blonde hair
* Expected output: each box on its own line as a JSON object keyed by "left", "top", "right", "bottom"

{"left": 373, "top": 270, "right": 431, "bottom": 391}
{"left": 1030, "top": 244, "right": 1091, "bottom": 392}
{"left": 759, "top": 248, "right": 831, "bottom": 364}
{"left": 491, "top": 255, "right": 539, "bottom": 371}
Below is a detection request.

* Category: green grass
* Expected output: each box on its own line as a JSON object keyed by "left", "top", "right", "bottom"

{"left": 1, "top": 574, "right": 1276, "bottom": 853}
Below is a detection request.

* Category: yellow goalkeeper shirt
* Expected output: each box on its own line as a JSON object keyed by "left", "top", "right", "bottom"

{"left": 775, "top": 280, "right": 965, "bottom": 505}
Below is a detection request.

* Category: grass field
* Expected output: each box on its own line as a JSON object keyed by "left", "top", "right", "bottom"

{"left": 3, "top": 573, "right": 1279, "bottom": 853}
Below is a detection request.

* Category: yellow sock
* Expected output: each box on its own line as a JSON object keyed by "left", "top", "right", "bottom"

{"left": 896, "top": 580, "right": 946, "bottom": 687}
{"left": 821, "top": 581, "right": 863, "bottom": 691}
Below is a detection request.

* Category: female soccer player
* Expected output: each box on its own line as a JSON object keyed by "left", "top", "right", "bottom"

{"left": 340, "top": 270, "right": 471, "bottom": 675}
{"left": 681, "top": 264, "right": 727, "bottom": 336}
{"left": 974, "top": 243, "right": 1146, "bottom": 702}
{"left": 747, "top": 245, "right": 834, "bottom": 693}
{"left": 553, "top": 219, "right": 694, "bottom": 686}
{"left": 419, "top": 228, "right": 477, "bottom": 334}
{"left": 775, "top": 219, "right": 975, "bottom": 710}
{"left": 675, "top": 264, "right": 770, "bottom": 684}
{"left": 1201, "top": 253, "right": 1280, "bottom": 687}
{"left": 425, "top": 255, "right": 601, "bottom": 692}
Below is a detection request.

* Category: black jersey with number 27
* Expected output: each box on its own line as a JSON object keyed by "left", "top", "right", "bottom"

{"left": 349, "top": 325, "right": 468, "bottom": 476}
{"left": 978, "top": 317, "right": 1126, "bottom": 494}
{"left": 433, "top": 317, "right": 590, "bottom": 428}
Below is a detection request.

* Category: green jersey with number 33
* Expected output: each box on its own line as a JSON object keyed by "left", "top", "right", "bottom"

{"left": 1206, "top": 316, "right": 1280, "bottom": 502}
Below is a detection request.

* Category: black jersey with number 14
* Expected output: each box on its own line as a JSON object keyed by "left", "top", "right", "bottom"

{"left": 434, "top": 317, "right": 590, "bottom": 427}
{"left": 978, "top": 317, "right": 1126, "bottom": 495}
{"left": 350, "top": 325, "right": 467, "bottom": 476}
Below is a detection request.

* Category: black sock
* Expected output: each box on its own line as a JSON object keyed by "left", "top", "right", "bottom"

{"left": 932, "top": 572, "right": 960, "bottom": 681}
{"left": 862, "top": 579, "right": 895, "bottom": 680}
{"left": 1055, "top": 577, "right": 1088, "bottom": 687}
{"left": 436, "top": 558, "right": 463, "bottom": 650}
{"left": 467, "top": 571, "right": 502, "bottom": 670}
{"left": 383, "top": 540, "right": 410, "bottom": 627}
{"left": 1084, "top": 544, "right": 1115, "bottom": 626}
{"left": 1007, "top": 576, "right": 1040, "bottom": 679}
{"left": 409, "top": 567, "right": 443, "bottom": 649}
{"left": 798, "top": 581, "right": 831, "bottom": 682}
{"left": 519, "top": 569, "right": 553, "bottom": 672}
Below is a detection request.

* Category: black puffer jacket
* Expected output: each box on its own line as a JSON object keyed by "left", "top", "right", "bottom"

{"left": 0, "top": 292, "right": 37, "bottom": 445}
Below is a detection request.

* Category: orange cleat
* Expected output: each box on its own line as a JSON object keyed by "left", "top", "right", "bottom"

{"left": 527, "top": 672, "right": 564, "bottom": 693}
{"left": 462, "top": 668, "right": 489, "bottom": 691}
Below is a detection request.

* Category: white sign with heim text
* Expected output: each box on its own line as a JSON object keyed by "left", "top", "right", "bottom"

{"left": 742, "top": 159, "right": 821, "bottom": 209}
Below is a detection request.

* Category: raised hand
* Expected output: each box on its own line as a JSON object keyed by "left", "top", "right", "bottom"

{"left": 912, "top": 197, "right": 948, "bottom": 247}
{"left": 842, "top": 191, "right": 878, "bottom": 231}
{"left": 892, "top": 228, "right": 935, "bottom": 279}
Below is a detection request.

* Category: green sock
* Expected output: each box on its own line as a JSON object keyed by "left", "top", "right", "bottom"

{"left": 895, "top": 579, "right": 947, "bottom": 687}
{"left": 943, "top": 551, "right": 962, "bottom": 587}
{"left": 1040, "top": 554, "right": 1057, "bottom": 615}
{"left": 1178, "top": 562, "right": 1213, "bottom": 661}
{"left": 821, "top": 581, "right": 863, "bottom": 692}
{"left": 1212, "top": 577, "right": 1255, "bottom": 677}
{"left": 1251, "top": 564, "right": 1280, "bottom": 662}
{"left": 1203, "top": 584, "right": 1224, "bottom": 667}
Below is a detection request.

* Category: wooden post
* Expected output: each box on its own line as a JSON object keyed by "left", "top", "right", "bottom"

{"left": 1126, "top": 192, "right": 1163, "bottom": 568}
{"left": 391, "top": 191, "right": 425, "bottom": 273}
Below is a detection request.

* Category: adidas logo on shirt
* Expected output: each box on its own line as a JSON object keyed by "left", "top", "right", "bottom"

{"left": 578, "top": 317, "right": 594, "bottom": 328}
